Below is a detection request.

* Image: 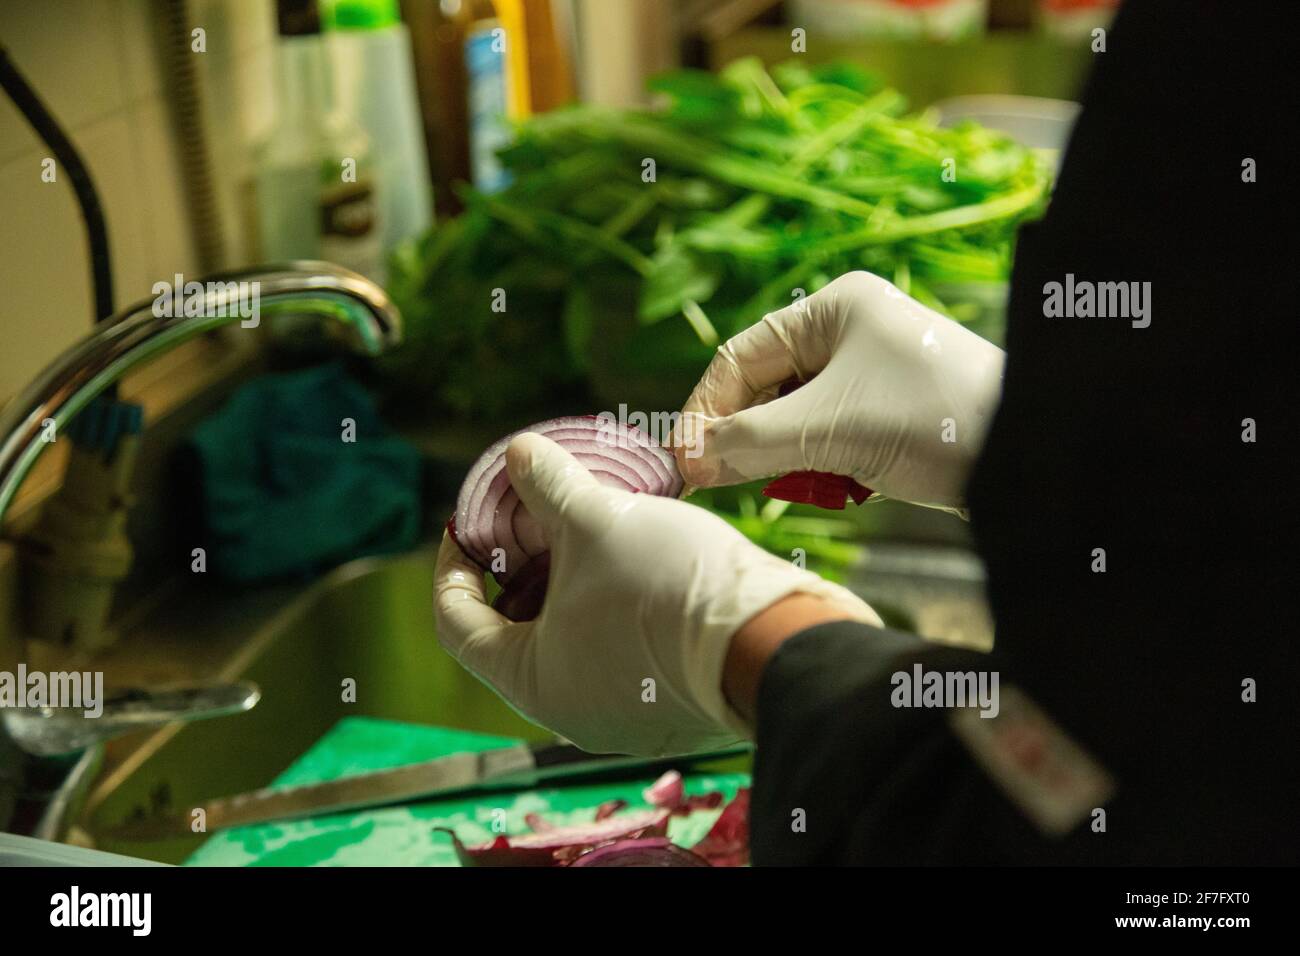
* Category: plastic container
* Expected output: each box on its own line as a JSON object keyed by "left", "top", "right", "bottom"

{"left": 932, "top": 94, "right": 1079, "bottom": 168}
{"left": 256, "top": 0, "right": 384, "bottom": 281}
{"left": 465, "top": 17, "right": 512, "bottom": 193}
{"left": 789, "top": 0, "right": 988, "bottom": 42}
{"left": 929, "top": 94, "right": 1080, "bottom": 345}
{"left": 1038, "top": 0, "right": 1120, "bottom": 41}
{"left": 323, "top": 0, "right": 434, "bottom": 259}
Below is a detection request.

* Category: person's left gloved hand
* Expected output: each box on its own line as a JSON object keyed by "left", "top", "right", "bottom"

{"left": 434, "top": 432, "right": 882, "bottom": 757}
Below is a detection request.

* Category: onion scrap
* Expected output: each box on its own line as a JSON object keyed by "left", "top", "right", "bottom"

{"left": 439, "top": 809, "right": 671, "bottom": 867}
{"left": 690, "top": 788, "right": 751, "bottom": 867}
{"left": 569, "top": 837, "right": 711, "bottom": 868}
{"left": 440, "top": 784, "right": 751, "bottom": 867}
{"left": 760, "top": 380, "right": 872, "bottom": 510}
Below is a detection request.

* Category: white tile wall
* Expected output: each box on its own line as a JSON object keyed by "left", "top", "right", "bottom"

{"left": 0, "top": 0, "right": 275, "bottom": 399}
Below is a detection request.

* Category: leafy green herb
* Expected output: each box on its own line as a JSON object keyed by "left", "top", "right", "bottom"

{"left": 690, "top": 485, "right": 864, "bottom": 584}
{"left": 383, "top": 60, "right": 1050, "bottom": 419}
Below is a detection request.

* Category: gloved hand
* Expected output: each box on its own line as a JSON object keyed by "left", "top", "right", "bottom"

{"left": 434, "top": 432, "right": 882, "bottom": 757}
{"left": 677, "top": 271, "right": 1005, "bottom": 512}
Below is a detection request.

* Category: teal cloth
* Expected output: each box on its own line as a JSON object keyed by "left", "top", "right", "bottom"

{"left": 187, "top": 363, "right": 422, "bottom": 583}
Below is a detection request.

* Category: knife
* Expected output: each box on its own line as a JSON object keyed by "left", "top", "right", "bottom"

{"left": 104, "top": 741, "right": 750, "bottom": 841}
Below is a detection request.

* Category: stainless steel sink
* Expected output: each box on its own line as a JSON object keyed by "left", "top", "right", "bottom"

{"left": 79, "top": 546, "right": 549, "bottom": 862}
{"left": 848, "top": 541, "right": 994, "bottom": 652}
{"left": 76, "top": 537, "right": 991, "bottom": 863}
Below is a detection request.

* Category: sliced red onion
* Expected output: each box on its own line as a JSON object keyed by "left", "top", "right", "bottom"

{"left": 680, "top": 791, "right": 724, "bottom": 814}
{"left": 452, "top": 416, "right": 683, "bottom": 621}
{"left": 593, "top": 799, "right": 629, "bottom": 821}
{"left": 641, "top": 770, "right": 724, "bottom": 817}
{"left": 568, "top": 837, "right": 711, "bottom": 868}
{"left": 642, "top": 770, "right": 685, "bottom": 810}
{"left": 690, "top": 788, "right": 750, "bottom": 867}
{"left": 762, "top": 471, "right": 872, "bottom": 510}
{"left": 439, "top": 808, "right": 671, "bottom": 867}
{"left": 491, "top": 552, "right": 551, "bottom": 623}
{"left": 524, "top": 812, "right": 554, "bottom": 833}
{"left": 761, "top": 381, "right": 872, "bottom": 510}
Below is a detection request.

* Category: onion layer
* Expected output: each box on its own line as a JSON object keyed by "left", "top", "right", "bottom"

{"left": 690, "top": 788, "right": 751, "bottom": 867}
{"left": 452, "top": 416, "right": 683, "bottom": 621}
{"left": 762, "top": 471, "right": 872, "bottom": 510}
{"left": 568, "top": 837, "right": 711, "bottom": 868}
{"left": 441, "top": 785, "right": 750, "bottom": 867}
{"left": 761, "top": 381, "right": 872, "bottom": 510}
{"left": 439, "top": 809, "right": 671, "bottom": 867}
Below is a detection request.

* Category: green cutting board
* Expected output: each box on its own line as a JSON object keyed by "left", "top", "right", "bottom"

{"left": 185, "top": 716, "right": 749, "bottom": 866}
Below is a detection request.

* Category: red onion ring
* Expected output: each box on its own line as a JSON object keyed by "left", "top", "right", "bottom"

{"left": 452, "top": 416, "right": 683, "bottom": 621}
{"left": 568, "top": 837, "right": 712, "bottom": 868}
{"left": 491, "top": 552, "right": 550, "bottom": 622}
{"left": 642, "top": 770, "right": 685, "bottom": 809}
{"left": 439, "top": 809, "right": 671, "bottom": 867}
{"left": 594, "top": 799, "right": 629, "bottom": 821}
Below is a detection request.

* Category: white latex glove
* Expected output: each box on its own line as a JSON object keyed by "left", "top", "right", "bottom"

{"left": 678, "top": 271, "right": 1005, "bottom": 512}
{"left": 434, "top": 432, "right": 882, "bottom": 757}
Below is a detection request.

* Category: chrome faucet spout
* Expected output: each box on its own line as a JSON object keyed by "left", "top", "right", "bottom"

{"left": 0, "top": 261, "right": 401, "bottom": 522}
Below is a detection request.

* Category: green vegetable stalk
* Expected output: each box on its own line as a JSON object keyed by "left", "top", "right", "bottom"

{"left": 381, "top": 59, "right": 1051, "bottom": 420}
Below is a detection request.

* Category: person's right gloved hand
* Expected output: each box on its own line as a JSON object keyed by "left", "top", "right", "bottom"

{"left": 677, "top": 271, "right": 1006, "bottom": 512}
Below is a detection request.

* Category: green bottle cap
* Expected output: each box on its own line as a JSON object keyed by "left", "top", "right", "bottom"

{"left": 323, "top": 0, "right": 400, "bottom": 31}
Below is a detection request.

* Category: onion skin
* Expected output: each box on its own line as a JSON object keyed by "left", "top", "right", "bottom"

{"left": 594, "top": 799, "right": 629, "bottom": 821}
{"left": 762, "top": 471, "right": 872, "bottom": 510}
{"left": 690, "top": 788, "right": 751, "bottom": 867}
{"left": 643, "top": 770, "right": 724, "bottom": 816}
{"left": 439, "top": 809, "right": 671, "bottom": 867}
{"left": 491, "top": 553, "right": 550, "bottom": 622}
{"left": 761, "top": 381, "right": 872, "bottom": 510}
{"left": 451, "top": 416, "right": 683, "bottom": 621}
{"left": 440, "top": 788, "right": 750, "bottom": 867}
{"left": 568, "top": 837, "right": 711, "bottom": 868}
{"left": 642, "top": 770, "right": 685, "bottom": 809}
{"left": 524, "top": 812, "right": 554, "bottom": 833}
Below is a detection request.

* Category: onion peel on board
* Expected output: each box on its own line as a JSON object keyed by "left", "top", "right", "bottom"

{"left": 569, "top": 837, "right": 711, "bottom": 868}
{"left": 642, "top": 769, "right": 685, "bottom": 809}
{"left": 643, "top": 769, "right": 724, "bottom": 816}
{"left": 438, "top": 809, "right": 671, "bottom": 867}
{"left": 594, "top": 799, "right": 629, "bottom": 821}
{"left": 690, "top": 788, "right": 751, "bottom": 867}
{"left": 441, "top": 783, "right": 751, "bottom": 867}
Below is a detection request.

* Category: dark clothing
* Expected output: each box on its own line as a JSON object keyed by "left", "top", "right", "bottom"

{"left": 752, "top": 1, "right": 1298, "bottom": 864}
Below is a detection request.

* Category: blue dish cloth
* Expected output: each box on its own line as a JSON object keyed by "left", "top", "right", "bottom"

{"left": 186, "top": 363, "right": 422, "bottom": 583}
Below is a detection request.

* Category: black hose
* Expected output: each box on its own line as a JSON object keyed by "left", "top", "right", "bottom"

{"left": 0, "top": 45, "right": 115, "bottom": 325}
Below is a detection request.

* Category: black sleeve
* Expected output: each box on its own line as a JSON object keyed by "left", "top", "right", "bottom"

{"left": 751, "top": 0, "right": 1298, "bottom": 866}
{"left": 751, "top": 621, "right": 1050, "bottom": 866}
{"left": 965, "top": 0, "right": 1298, "bottom": 861}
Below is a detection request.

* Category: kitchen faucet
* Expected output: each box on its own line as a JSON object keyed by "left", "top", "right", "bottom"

{"left": 0, "top": 260, "right": 402, "bottom": 754}
{"left": 0, "top": 260, "right": 401, "bottom": 520}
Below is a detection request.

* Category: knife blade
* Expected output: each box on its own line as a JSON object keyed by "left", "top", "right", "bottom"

{"left": 104, "top": 741, "right": 750, "bottom": 841}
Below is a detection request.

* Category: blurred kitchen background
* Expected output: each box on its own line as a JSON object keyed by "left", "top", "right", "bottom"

{"left": 0, "top": 0, "right": 1115, "bottom": 863}
{"left": 0, "top": 0, "right": 1112, "bottom": 399}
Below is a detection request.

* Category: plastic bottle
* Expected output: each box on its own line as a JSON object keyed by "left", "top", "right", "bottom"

{"left": 464, "top": 13, "right": 512, "bottom": 194}
{"left": 322, "top": 0, "right": 434, "bottom": 258}
{"left": 255, "top": 0, "right": 383, "bottom": 281}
